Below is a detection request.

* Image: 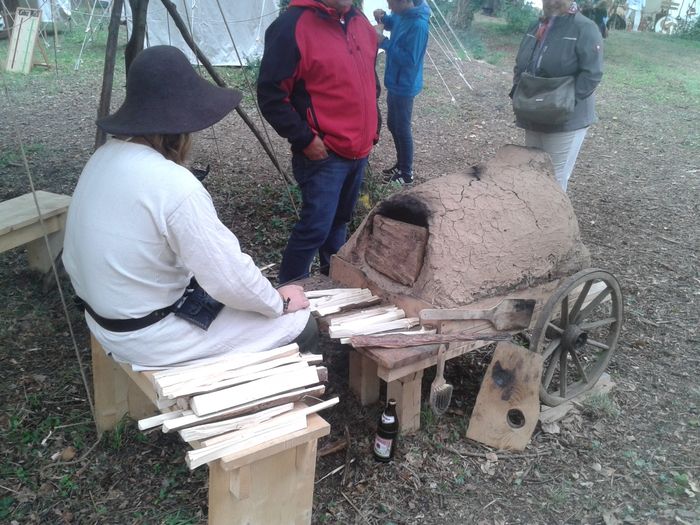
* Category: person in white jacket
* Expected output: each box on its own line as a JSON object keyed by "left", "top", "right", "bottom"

{"left": 63, "top": 46, "right": 315, "bottom": 369}
{"left": 626, "top": 0, "right": 646, "bottom": 31}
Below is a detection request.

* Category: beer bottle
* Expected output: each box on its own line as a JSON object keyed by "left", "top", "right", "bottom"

{"left": 373, "top": 399, "right": 399, "bottom": 462}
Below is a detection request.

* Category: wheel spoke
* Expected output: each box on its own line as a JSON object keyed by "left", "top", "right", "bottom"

{"left": 569, "top": 281, "right": 593, "bottom": 320}
{"left": 560, "top": 296, "right": 569, "bottom": 327}
{"left": 585, "top": 338, "right": 610, "bottom": 351}
{"left": 577, "top": 286, "right": 612, "bottom": 321}
{"left": 540, "top": 337, "right": 561, "bottom": 359}
{"left": 569, "top": 350, "right": 589, "bottom": 383}
{"left": 547, "top": 321, "right": 564, "bottom": 334}
{"left": 559, "top": 347, "right": 568, "bottom": 397}
{"left": 580, "top": 317, "right": 617, "bottom": 330}
{"left": 542, "top": 346, "right": 562, "bottom": 389}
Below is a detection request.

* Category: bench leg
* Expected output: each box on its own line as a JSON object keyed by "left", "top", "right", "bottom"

{"left": 348, "top": 351, "right": 380, "bottom": 406}
{"left": 91, "top": 335, "right": 156, "bottom": 434}
{"left": 26, "top": 229, "right": 64, "bottom": 273}
{"left": 208, "top": 439, "right": 319, "bottom": 525}
{"left": 387, "top": 370, "right": 424, "bottom": 433}
{"left": 91, "top": 334, "right": 129, "bottom": 435}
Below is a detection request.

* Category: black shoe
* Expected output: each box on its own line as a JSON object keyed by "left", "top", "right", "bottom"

{"left": 382, "top": 164, "right": 400, "bottom": 177}
{"left": 387, "top": 171, "right": 414, "bottom": 185}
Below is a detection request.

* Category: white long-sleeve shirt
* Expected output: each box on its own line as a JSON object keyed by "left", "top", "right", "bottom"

{"left": 63, "top": 139, "right": 308, "bottom": 369}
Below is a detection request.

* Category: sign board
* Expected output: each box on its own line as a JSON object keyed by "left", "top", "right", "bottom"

{"left": 5, "top": 8, "right": 42, "bottom": 74}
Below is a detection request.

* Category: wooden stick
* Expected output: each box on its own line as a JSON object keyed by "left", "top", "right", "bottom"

{"left": 137, "top": 409, "right": 191, "bottom": 431}
{"left": 314, "top": 296, "right": 382, "bottom": 317}
{"left": 305, "top": 288, "right": 367, "bottom": 298}
{"left": 186, "top": 398, "right": 338, "bottom": 469}
{"left": 153, "top": 344, "right": 299, "bottom": 385}
{"left": 190, "top": 366, "right": 324, "bottom": 416}
{"left": 328, "top": 306, "right": 401, "bottom": 326}
{"left": 329, "top": 317, "right": 419, "bottom": 339}
{"left": 200, "top": 398, "right": 338, "bottom": 447}
{"left": 349, "top": 331, "right": 512, "bottom": 348}
{"left": 179, "top": 403, "right": 294, "bottom": 443}
{"left": 161, "top": 385, "right": 325, "bottom": 432}
{"left": 159, "top": 359, "right": 309, "bottom": 399}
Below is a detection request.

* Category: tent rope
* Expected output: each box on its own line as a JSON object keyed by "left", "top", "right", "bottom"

{"left": 213, "top": 0, "right": 299, "bottom": 218}
{"left": 0, "top": 71, "right": 97, "bottom": 428}
{"left": 428, "top": 0, "right": 473, "bottom": 62}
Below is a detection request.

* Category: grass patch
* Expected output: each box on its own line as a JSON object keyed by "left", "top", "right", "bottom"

{"left": 580, "top": 392, "right": 621, "bottom": 419}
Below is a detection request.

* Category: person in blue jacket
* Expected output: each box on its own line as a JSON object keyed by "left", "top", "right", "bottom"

{"left": 374, "top": 0, "right": 430, "bottom": 184}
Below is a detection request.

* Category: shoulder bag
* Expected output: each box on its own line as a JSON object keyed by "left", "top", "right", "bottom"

{"left": 512, "top": 72, "right": 575, "bottom": 125}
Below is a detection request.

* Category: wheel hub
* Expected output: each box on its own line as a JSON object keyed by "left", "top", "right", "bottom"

{"left": 561, "top": 324, "right": 587, "bottom": 352}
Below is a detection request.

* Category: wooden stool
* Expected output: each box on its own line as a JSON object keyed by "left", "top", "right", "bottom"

{"left": 90, "top": 336, "right": 330, "bottom": 525}
{"left": 0, "top": 191, "right": 71, "bottom": 273}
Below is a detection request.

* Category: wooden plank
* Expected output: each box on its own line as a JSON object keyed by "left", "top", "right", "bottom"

{"left": 5, "top": 8, "right": 41, "bottom": 74}
{"left": 329, "top": 317, "right": 419, "bottom": 339}
{"left": 350, "top": 330, "right": 510, "bottom": 348}
{"left": 180, "top": 403, "right": 294, "bottom": 443}
{"left": 466, "top": 341, "right": 543, "bottom": 451}
{"left": 387, "top": 370, "right": 424, "bottom": 433}
{"left": 153, "top": 344, "right": 300, "bottom": 386}
{"left": 159, "top": 358, "right": 308, "bottom": 399}
{"left": 137, "top": 409, "right": 190, "bottom": 431}
{"left": 200, "top": 398, "right": 337, "bottom": 448}
{"left": 220, "top": 412, "right": 330, "bottom": 471}
{"left": 208, "top": 415, "right": 329, "bottom": 524}
{"left": 161, "top": 385, "right": 326, "bottom": 433}
{"left": 0, "top": 191, "right": 71, "bottom": 236}
{"left": 365, "top": 215, "right": 428, "bottom": 286}
{"left": 348, "top": 352, "right": 380, "bottom": 405}
{"left": 186, "top": 414, "right": 309, "bottom": 470}
{"left": 91, "top": 334, "right": 129, "bottom": 435}
{"left": 190, "top": 366, "right": 324, "bottom": 416}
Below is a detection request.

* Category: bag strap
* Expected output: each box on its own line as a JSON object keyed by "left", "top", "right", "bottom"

{"left": 76, "top": 295, "right": 182, "bottom": 333}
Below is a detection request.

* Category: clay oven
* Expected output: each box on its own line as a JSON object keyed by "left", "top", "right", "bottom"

{"left": 330, "top": 145, "right": 591, "bottom": 311}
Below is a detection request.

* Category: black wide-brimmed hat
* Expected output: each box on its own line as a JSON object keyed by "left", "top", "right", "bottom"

{"left": 97, "top": 46, "right": 243, "bottom": 136}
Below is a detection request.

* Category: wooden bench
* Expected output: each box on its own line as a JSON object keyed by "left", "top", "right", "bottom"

{"left": 0, "top": 191, "right": 71, "bottom": 273}
{"left": 90, "top": 335, "right": 330, "bottom": 525}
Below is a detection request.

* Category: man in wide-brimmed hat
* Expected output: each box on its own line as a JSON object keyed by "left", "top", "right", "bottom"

{"left": 63, "top": 46, "right": 317, "bottom": 369}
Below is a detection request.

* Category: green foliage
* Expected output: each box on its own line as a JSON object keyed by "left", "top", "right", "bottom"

{"left": 502, "top": 0, "right": 539, "bottom": 34}
{"left": 677, "top": 17, "right": 700, "bottom": 41}
{"left": 580, "top": 392, "right": 621, "bottom": 419}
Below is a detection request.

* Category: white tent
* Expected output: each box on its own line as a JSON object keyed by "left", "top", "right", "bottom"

{"left": 126, "top": 0, "right": 278, "bottom": 66}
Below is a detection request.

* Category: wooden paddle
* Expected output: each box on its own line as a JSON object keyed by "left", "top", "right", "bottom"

{"left": 419, "top": 298, "right": 536, "bottom": 331}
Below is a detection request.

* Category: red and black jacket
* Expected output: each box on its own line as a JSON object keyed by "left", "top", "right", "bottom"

{"left": 257, "top": 0, "right": 380, "bottom": 160}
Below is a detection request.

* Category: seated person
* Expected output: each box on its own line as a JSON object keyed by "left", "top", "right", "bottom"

{"left": 63, "top": 46, "right": 316, "bottom": 369}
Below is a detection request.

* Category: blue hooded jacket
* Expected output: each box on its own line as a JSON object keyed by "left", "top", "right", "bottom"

{"left": 380, "top": 0, "right": 431, "bottom": 98}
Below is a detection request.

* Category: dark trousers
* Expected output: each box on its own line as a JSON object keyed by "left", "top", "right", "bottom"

{"left": 387, "top": 91, "right": 415, "bottom": 174}
{"left": 278, "top": 151, "right": 367, "bottom": 284}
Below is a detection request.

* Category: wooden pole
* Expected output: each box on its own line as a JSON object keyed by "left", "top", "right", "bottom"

{"left": 94, "top": 0, "right": 125, "bottom": 150}
{"left": 159, "top": 0, "right": 293, "bottom": 184}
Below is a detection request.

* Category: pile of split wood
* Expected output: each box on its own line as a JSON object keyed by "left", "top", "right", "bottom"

{"left": 309, "top": 288, "right": 430, "bottom": 344}
{"left": 136, "top": 344, "right": 335, "bottom": 470}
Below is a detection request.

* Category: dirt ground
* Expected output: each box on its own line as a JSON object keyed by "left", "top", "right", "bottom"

{"left": 1, "top": 25, "right": 699, "bottom": 525}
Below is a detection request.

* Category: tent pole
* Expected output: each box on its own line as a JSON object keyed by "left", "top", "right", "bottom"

{"left": 125, "top": 0, "right": 148, "bottom": 74}
{"left": 94, "top": 0, "right": 125, "bottom": 150}
{"left": 159, "top": 0, "right": 293, "bottom": 185}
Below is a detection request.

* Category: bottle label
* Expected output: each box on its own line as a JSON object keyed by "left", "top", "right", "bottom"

{"left": 374, "top": 435, "right": 393, "bottom": 458}
{"left": 381, "top": 413, "right": 395, "bottom": 425}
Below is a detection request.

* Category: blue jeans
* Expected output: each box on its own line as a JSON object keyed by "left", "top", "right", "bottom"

{"left": 386, "top": 92, "right": 415, "bottom": 174}
{"left": 278, "top": 152, "right": 367, "bottom": 284}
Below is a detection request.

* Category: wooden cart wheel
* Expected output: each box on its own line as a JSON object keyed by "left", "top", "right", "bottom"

{"left": 530, "top": 269, "right": 623, "bottom": 406}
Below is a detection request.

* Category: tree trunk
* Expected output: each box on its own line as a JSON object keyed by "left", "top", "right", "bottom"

{"left": 451, "top": 0, "right": 477, "bottom": 29}
{"left": 126, "top": 0, "right": 149, "bottom": 74}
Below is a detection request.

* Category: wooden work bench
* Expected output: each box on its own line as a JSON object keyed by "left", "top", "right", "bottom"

{"left": 0, "top": 191, "right": 71, "bottom": 273}
{"left": 90, "top": 336, "right": 330, "bottom": 525}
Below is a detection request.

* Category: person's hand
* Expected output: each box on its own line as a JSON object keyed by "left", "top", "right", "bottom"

{"left": 373, "top": 9, "right": 385, "bottom": 23}
{"left": 302, "top": 136, "right": 328, "bottom": 161}
{"left": 377, "top": 32, "right": 386, "bottom": 45}
{"left": 278, "top": 285, "right": 310, "bottom": 314}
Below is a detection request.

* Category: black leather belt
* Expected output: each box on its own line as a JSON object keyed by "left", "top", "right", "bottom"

{"left": 77, "top": 297, "right": 180, "bottom": 333}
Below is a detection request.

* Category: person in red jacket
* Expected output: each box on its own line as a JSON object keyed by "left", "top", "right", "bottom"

{"left": 257, "top": 0, "right": 380, "bottom": 284}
